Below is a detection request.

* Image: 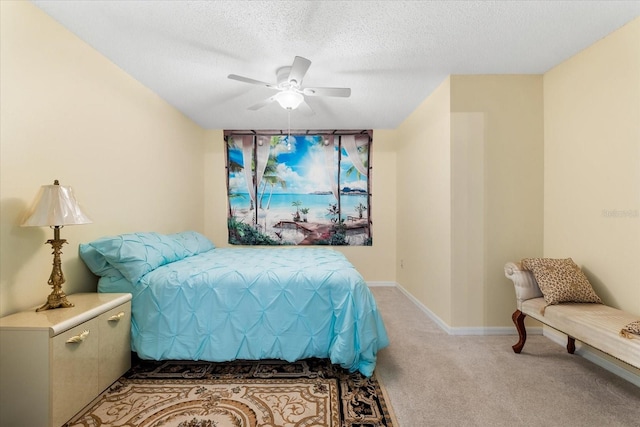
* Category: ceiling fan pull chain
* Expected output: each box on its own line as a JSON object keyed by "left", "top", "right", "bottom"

{"left": 287, "top": 110, "right": 292, "bottom": 150}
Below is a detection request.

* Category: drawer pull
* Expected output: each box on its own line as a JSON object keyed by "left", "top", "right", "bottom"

{"left": 66, "top": 330, "right": 89, "bottom": 343}
{"left": 108, "top": 311, "right": 126, "bottom": 322}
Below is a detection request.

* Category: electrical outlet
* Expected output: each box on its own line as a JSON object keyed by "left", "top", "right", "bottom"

{"left": 400, "top": 259, "right": 404, "bottom": 268}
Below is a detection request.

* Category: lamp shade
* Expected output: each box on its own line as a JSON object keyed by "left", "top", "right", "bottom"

{"left": 275, "top": 90, "right": 304, "bottom": 110}
{"left": 21, "top": 180, "right": 92, "bottom": 227}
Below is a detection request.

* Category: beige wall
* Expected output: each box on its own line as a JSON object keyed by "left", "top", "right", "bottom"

{"left": 203, "top": 130, "right": 229, "bottom": 246}
{"left": 543, "top": 17, "right": 640, "bottom": 314}
{"left": 395, "top": 78, "right": 453, "bottom": 324}
{"left": 0, "top": 1, "right": 206, "bottom": 316}
{"left": 450, "top": 111, "right": 487, "bottom": 327}
{"left": 393, "top": 75, "right": 545, "bottom": 328}
{"left": 203, "top": 129, "right": 398, "bottom": 282}
{"left": 450, "top": 75, "right": 545, "bottom": 327}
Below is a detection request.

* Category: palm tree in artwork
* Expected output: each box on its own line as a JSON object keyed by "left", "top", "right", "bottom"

{"left": 344, "top": 153, "right": 368, "bottom": 180}
{"left": 263, "top": 174, "right": 287, "bottom": 210}
{"left": 258, "top": 155, "right": 280, "bottom": 209}
{"left": 343, "top": 142, "right": 369, "bottom": 180}
{"left": 345, "top": 164, "right": 365, "bottom": 180}
{"left": 258, "top": 138, "right": 288, "bottom": 210}
{"left": 291, "top": 200, "right": 303, "bottom": 221}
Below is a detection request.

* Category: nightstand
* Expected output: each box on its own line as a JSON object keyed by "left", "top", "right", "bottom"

{"left": 0, "top": 292, "right": 132, "bottom": 427}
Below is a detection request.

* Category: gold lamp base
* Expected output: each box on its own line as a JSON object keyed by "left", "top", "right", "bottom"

{"left": 36, "top": 229, "right": 74, "bottom": 312}
{"left": 37, "top": 289, "right": 74, "bottom": 312}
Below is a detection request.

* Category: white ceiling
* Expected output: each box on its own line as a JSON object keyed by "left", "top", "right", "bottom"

{"left": 31, "top": 1, "right": 640, "bottom": 131}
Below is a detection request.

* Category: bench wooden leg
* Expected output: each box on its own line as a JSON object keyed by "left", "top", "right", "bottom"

{"left": 567, "top": 336, "right": 576, "bottom": 354}
{"left": 511, "top": 310, "right": 527, "bottom": 353}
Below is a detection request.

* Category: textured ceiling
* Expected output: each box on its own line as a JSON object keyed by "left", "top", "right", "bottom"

{"left": 31, "top": 1, "right": 640, "bottom": 130}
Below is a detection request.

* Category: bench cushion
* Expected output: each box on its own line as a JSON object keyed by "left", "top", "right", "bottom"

{"left": 521, "top": 297, "right": 640, "bottom": 369}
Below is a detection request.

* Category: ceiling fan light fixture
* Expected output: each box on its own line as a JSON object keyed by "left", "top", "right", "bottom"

{"left": 275, "top": 90, "right": 304, "bottom": 110}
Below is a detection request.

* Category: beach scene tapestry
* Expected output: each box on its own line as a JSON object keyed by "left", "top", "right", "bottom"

{"left": 225, "top": 130, "right": 372, "bottom": 246}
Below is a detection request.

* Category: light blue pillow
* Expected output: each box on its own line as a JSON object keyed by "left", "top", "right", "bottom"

{"left": 78, "top": 244, "right": 124, "bottom": 279}
{"left": 83, "top": 232, "right": 188, "bottom": 283}
{"left": 169, "top": 231, "right": 215, "bottom": 256}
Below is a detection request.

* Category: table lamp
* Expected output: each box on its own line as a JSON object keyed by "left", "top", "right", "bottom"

{"left": 21, "top": 180, "right": 92, "bottom": 311}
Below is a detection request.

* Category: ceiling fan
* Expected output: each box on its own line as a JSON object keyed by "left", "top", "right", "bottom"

{"left": 228, "top": 56, "right": 351, "bottom": 112}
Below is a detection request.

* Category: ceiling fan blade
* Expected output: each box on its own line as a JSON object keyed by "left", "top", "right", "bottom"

{"left": 228, "top": 74, "right": 277, "bottom": 89}
{"left": 248, "top": 96, "right": 276, "bottom": 110}
{"left": 288, "top": 56, "right": 311, "bottom": 85}
{"left": 303, "top": 87, "right": 351, "bottom": 97}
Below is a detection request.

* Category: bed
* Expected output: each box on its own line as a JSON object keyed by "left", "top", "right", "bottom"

{"left": 79, "top": 231, "right": 389, "bottom": 377}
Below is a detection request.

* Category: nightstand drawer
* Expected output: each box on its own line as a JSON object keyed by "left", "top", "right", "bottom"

{"left": 98, "top": 302, "right": 131, "bottom": 392}
{"left": 52, "top": 318, "right": 100, "bottom": 427}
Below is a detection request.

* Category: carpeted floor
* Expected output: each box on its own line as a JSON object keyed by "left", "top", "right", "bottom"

{"left": 370, "top": 286, "right": 640, "bottom": 427}
{"left": 66, "top": 357, "right": 396, "bottom": 427}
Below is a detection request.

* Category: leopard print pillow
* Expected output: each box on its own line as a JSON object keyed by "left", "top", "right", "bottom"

{"left": 520, "top": 258, "right": 602, "bottom": 306}
{"left": 620, "top": 321, "right": 640, "bottom": 339}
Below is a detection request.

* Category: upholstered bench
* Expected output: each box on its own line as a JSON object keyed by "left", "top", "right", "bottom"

{"left": 504, "top": 260, "right": 640, "bottom": 370}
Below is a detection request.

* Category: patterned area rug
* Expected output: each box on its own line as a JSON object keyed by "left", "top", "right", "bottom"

{"left": 66, "top": 358, "right": 395, "bottom": 427}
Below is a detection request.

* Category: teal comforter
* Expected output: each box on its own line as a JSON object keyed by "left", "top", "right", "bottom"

{"left": 80, "top": 232, "right": 388, "bottom": 376}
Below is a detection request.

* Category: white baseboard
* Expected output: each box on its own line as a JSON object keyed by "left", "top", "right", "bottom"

{"left": 386, "top": 282, "right": 543, "bottom": 336}
{"left": 391, "top": 282, "right": 453, "bottom": 333}
{"left": 366, "top": 281, "right": 397, "bottom": 287}
{"left": 450, "top": 326, "right": 544, "bottom": 336}
{"left": 383, "top": 281, "right": 640, "bottom": 388}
